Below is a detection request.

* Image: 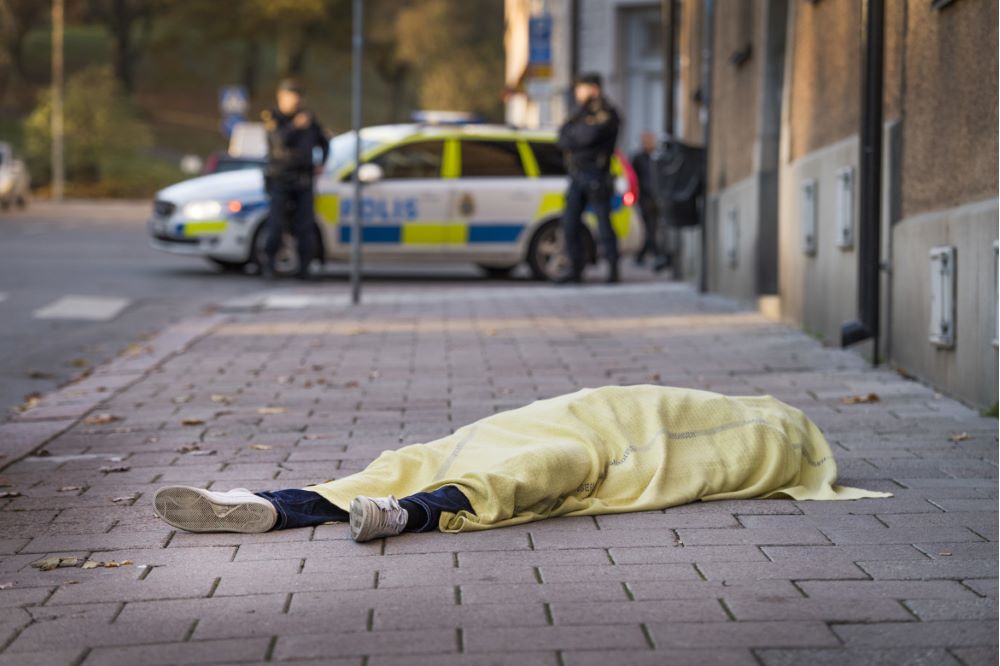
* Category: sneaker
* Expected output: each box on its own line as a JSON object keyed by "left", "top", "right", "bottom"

{"left": 153, "top": 486, "right": 277, "bottom": 533}
{"left": 349, "top": 495, "right": 408, "bottom": 542}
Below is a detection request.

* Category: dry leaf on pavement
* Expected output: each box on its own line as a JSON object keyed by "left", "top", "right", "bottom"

{"left": 68, "top": 358, "right": 90, "bottom": 368}
{"left": 181, "top": 418, "right": 205, "bottom": 426}
{"left": 0, "top": 491, "right": 21, "bottom": 498}
{"left": 0, "top": 582, "right": 12, "bottom": 590}
{"left": 210, "top": 394, "right": 231, "bottom": 404}
{"left": 83, "top": 413, "right": 121, "bottom": 425}
{"left": 249, "top": 444, "right": 273, "bottom": 451}
{"left": 948, "top": 432, "right": 972, "bottom": 442}
{"left": 111, "top": 494, "right": 139, "bottom": 504}
{"left": 177, "top": 443, "right": 201, "bottom": 453}
{"left": 841, "top": 393, "right": 880, "bottom": 405}
{"left": 122, "top": 343, "right": 153, "bottom": 358}
{"left": 257, "top": 407, "right": 286, "bottom": 415}
{"left": 31, "top": 557, "right": 81, "bottom": 571}
{"left": 17, "top": 393, "right": 41, "bottom": 412}
{"left": 99, "top": 465, "right": 130, "bottom": 474}
{"left": 58, "top": 485, "right": 83, "bottom": 492}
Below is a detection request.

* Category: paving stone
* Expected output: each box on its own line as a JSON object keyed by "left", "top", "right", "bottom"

{"left": 373, "top": 601, "right": 547, "bottom": 630}
{"left": 646, "top": 621, "right": 840, "bottom": 648}
{"left": 725, "top": 597, "right": 912, "bottom": 621}
{"left": 564, "top": 648, "right": 757, "bottom": 666}
{"left": 370, "top": 652, "right": 558, "bottom": 666}
{"left": 464, "top": 625, "right": 648, "bottom": 652}
{"left": 761, "top": 545, "right": 926, "bottom": 562}
{"left": 961, "top": 578, "right": 998, "bottom": 597}
{"left": 796, "top": 580, "right": 978, "bottom": 599}
{"left": 675, "top": 528, "right": 830, "bottom": 546}
{"left": 755, "top": 648, "right": 961, "bottom": 666}
{"left": 0, "top": 649, "right": 85, "bottom": 666}
{"left": 857, "top": 559, "right": 996, "bottom": 580}
{"left": 950, "top": 646, "right": 1000, "bottom": 666}
{"left": 459, "top": 582, "right": 629, "bottom": 605}
{"left": 550, "top": 599, "right": 727, "bottom": 625}
{"left": 274, "top": 628, "right": 457, "bottom": 659}
{"left": 832, "top": 620, "right": 998, "bottom": 647}
{"left": 608, "top": 545, "right": 766, "bottom": 564}
{"left": 5, "top": 617, "right": 190, "bottom": 653}
{"left": 629, "top": 579, "right": 802, "bottom": 601}
{"left": 697, "top": 560, "right": 867, "bottom": 581}
{"left": 904, "top": 598, "right": 999, "bottom": 621}
{"left": 820, "top": 528, "right": 984, "bottom": 544}
{"left": 82, "top": 638, "right": 270, "bottom": 666}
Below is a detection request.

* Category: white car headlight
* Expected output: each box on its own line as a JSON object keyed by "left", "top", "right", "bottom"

{"left": 181, "top": 200, "right": 224, "bottom": 220}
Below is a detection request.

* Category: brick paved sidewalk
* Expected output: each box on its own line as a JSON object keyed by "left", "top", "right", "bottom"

{"left": 1, "top": 281, "right": 996, "bottom": 666}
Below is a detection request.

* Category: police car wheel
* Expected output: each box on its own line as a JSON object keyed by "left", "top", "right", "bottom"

{"left": 251, "top": 225, "right": 299, "bottom": 277}
{"left": 527, "top": 220, "right": 595, "bottom": 282}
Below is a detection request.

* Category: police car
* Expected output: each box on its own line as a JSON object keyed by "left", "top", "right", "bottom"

{"left": 148, "top": 124, "right": 642, "bottom": 280}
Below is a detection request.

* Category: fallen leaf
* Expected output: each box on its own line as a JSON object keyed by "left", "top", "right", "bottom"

{"left": 99, "top": 465, "right": 130, "bottom": 474}
{"left": 81, "top": 561, "right": 99, "bottom": 570}
{"left": 111, "top": 494, "right": 139, "bottom": 504}
{"left": 68, "top": 358, "right": 90, "bottom": 368}
{"left": 344, "top": 380, "right": 360, "bottom": 388}
{"left": 35, "top": 450, "right": 51, "bottom": 457}
{"left": 210, "top": 394, "right": 231, "bottom": 404}
{"left": 249, "top": 444, "right": 272, "bottom": 451}
{"left": 57, "top": 557, "right": 79, "bottom": 568}
{"left": 26, "top": 370, "right": 55, "bottom": 379}
{"left": 257, "top": 407, "right": 286, "bottom": 415}
{"left": 122, "top": 343, "right": 153, "bottom": 358}
{"left": 172, "top": 394, "right": 193, "bottom": 405}
{"left": 0, "top": 582, "right": 12, "bottom": 590}
{"left": 181, "top": 418, "right": 205, "bottom": 426}
{"left": 83, "top": 413, "right": 121, "bottom": 425}
{"left": 939, "top": 551, "right": 952, "bottom": 557}
{"left": 0, "top": 491, "right": 21, "bottom": 498}
{"left": 58, "top": 486, "right": 82, "bottom": 492}
{"left": 108, "top": 456, "right": 124, "bottom": 462}
{"left": 948, "top": 432, "right": 972, "bottom": 442}
{"left": 841, "top": 393, "right": 880, "bottom": 405}
{"left": 188, "top": 449, "right": 217, "bottom": 456}
{"left": 17, "top": 393, "right": 41, "bottom": 412}
{"left": 31, "top": 557, "right": 64, "bottom": 571}
{"left": 647, "top": 372, "right": 662, "bottom": 382}
{"left": 63, "top": 580, "right": 79, "bottom": 585}
{"left": 177, "top": 443, "right": 200, "bottom": 453}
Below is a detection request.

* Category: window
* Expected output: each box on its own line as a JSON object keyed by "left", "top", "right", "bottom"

{"left": 372, "top": 140, "right": 443, "bottom": 179}
{"left": 460, "top": 141, "right": 524, "bottom": 178}
{"left": 530, "top": 142, "right": 567, "bottom": 176}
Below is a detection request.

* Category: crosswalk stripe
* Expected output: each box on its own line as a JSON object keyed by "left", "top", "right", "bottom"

{"left": 33, "top": 295, "right": 131, "bottom": 321}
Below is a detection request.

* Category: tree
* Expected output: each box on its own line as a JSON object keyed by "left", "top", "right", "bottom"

{"left": 393, "top": 0, "right": 505, "bottom": 119}
{"left": 86, "top": 0, "right": 167, "bottom": 94}
{"left": 0, "top": 0, "right": 48, "bottom": 82}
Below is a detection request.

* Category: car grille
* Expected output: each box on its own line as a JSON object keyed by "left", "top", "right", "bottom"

{"left": 153, "top": 200, "right": 176, "bottom": 217}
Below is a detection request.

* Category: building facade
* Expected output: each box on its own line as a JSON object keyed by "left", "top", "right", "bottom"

{"left": 505, "top": 0, "right": 998, "bottom": 409}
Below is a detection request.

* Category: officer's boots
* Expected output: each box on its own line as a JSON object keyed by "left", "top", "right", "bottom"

{"left": 606, "top": 260, "right": 620, "bottom": 284}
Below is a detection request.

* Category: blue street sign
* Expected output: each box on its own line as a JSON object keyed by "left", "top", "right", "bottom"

{"left": 528, "top": 15, "right": 552, "bottom": 66}
{"left": 219, "top": 85, "right": 249, "bottom": 138}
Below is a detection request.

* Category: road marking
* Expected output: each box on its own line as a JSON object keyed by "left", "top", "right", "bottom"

{"left": 33, "top": 296, "right": 131, "bottom": 321}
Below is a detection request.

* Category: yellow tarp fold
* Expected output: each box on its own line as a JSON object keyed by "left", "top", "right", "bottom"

{"left": 308, "top": 386, "right": 891, "bottom": 532}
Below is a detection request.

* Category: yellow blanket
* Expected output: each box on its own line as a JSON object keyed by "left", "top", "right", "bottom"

{"left": 309, "top": 385, "right": 891, "bottom": 532}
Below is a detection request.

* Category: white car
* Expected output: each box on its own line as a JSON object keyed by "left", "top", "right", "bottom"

{"left": 0, "top": 142, "right": 30, "bottom": 210}
{"left": 148, "top": 123, "right": 643, "bottom": 280}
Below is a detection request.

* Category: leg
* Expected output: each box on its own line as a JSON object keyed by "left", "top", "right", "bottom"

{"left": 291, "top": 184, "right": 316, "bottom": 277}
{"left": 637, "top": 199, "right": 658, "bottom": 263}
{"left": 560, "top": 179, "right": 587, "bottom": 279}
{"left": 256, "top": 488, "right": 347, "bottom": 529}
{"left": 264, "top": 184, "right": 290, "bottom": 268}
{"left": 399, "top": 485, "right": 475, "bottom": 533}
{"left": 588, "top": 175, "right": 619, "bottom": 281}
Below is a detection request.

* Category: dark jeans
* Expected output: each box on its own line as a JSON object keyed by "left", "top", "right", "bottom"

{"left": 562, "top": 172, "right": 619, "bottom": 277}
{"left": 264, "top": 180, "right": 316, "bottom": 274}
{"left": 255, "top": 485, "right": 473, "bottom": 532}
{"left": 635, "top": 198, "right": 660, "bottom": 262}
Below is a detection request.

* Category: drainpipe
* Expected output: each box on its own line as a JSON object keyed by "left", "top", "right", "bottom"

{"left": 661, "top": 0, "right": 676, "bottom": 135}
{"left": 840, "top": 0, "right": 884, "bottom": 360}
{"left": 699, "top": 0, "right": 715, "bottom": 294}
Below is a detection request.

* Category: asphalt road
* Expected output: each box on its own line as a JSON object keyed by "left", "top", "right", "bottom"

{"left": 0, "top": 200, "right": 491, "bottom": 418}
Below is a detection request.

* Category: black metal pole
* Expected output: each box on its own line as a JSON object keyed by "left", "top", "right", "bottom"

{"left": 350, "top": 0, "right": 363, "bottom": 305}
{"left": 841, "top": 0, "right": 884, "bottom": 357}
{"left": 698, "top": 0, "right": 714, "bottom": 294}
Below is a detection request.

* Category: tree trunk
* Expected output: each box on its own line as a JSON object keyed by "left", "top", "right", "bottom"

{"left": 241, "top": 39, "right": 259, "bottom": 99}
{"left": 111, "top": 0, "right": 134, "bottom": 93}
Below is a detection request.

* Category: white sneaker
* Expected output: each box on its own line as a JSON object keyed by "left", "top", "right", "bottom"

{"left": 153, "top": 486, "right": 277, "bottom": 533}
{"left": 349, "top": 495, "right": 408, "bottom": 542}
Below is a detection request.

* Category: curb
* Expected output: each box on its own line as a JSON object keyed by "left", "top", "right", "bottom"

{"left": 0, "top": 313, "right": 229, "bottom": 472}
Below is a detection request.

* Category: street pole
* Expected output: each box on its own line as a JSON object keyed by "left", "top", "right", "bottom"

{"left": 51, "top": 0, "right": 65, "bottom": 202}
{"left": 661, "top": 0, "right": 675, "bottom": 137}
{"left": 350, "top": 0, "right": 363, "bottom": 305}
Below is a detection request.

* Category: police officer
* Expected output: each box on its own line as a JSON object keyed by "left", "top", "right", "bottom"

{"left": 556, "top": 72, "right": 622, "bottom": 284}
{"left": 260, "top": 80, "right": 329, "bottom": 280}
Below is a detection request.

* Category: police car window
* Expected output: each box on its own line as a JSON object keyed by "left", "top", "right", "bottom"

{"left": 530, "top": 142, "right": 567, "bottom": 176}
{"left": 460, "top": 141, "right": 524, "bottom": 177}
{"left": 372, "top": 141, "right": 443, "bottom": 179}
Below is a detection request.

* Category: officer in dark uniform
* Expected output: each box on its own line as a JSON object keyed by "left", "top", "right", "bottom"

{"left": 260, "top": 80, "right": 329, "bottom": 280}
{"left": 556, "top": 72, "right": 622, "bottom": 284}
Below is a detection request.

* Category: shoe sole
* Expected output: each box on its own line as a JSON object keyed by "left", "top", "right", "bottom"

{"left": 348, "top": 496, "right": 371, "bottom": 542}
{"left": 153, "top": 486, "right": 276, "bottom": 533}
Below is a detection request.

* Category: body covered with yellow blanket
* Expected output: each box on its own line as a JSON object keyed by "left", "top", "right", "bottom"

{"left": 310, "top": 385, "right": 890, "bottom": 532}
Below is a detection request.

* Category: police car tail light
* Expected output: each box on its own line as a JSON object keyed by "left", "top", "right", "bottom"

{"left": 615, "top": 149, "right": 640, "bottom": 208}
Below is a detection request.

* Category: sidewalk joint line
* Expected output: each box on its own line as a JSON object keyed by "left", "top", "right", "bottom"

{"left": 639, "top": 623, "right": 656, "bottom": 649}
